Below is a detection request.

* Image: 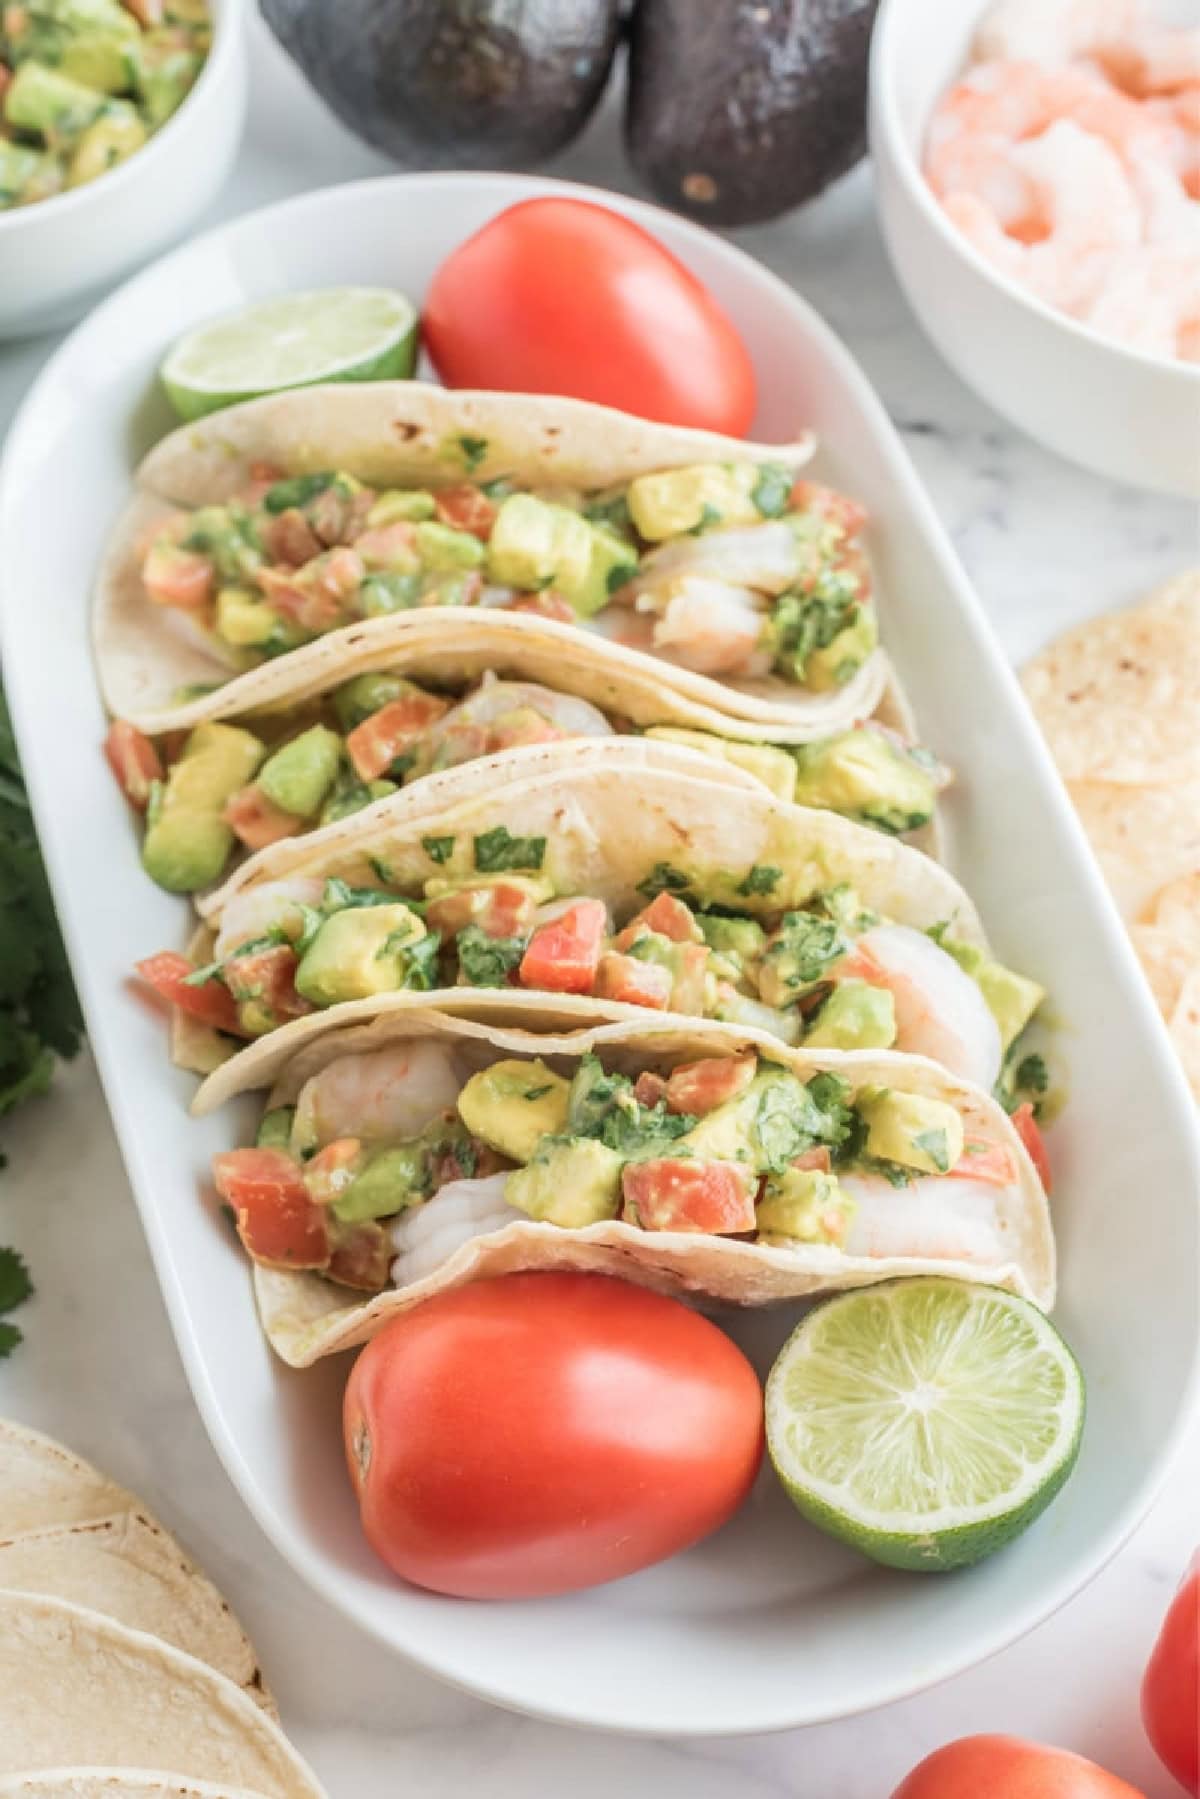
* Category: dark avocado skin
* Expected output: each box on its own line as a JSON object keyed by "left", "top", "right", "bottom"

{"left": 261, "top": 0, "right": 623, "bottom": 168}
{"left": 625, "top": 0, "right": 880, "bottom": 226}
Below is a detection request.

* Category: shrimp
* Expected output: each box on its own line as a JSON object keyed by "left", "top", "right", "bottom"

{"left": 973, "top": 0, "right": 1143, "bottom": 65}
{"left": 390, "top": 1173, "right": 526, "bottom": 1288}
{"left": 294, "top": 1040, "right": 467, "bottom": 1150}
{"left": 851, "top": 924, "right": 1003, "bottom": 1091}
{"left": 1098, "top": 26, "right": 1200, "bottom": 96}
{"left": 620, "top": 521, "right": 805, "bottom": 602}
{"left": 839, "top": 1172, "right": 1017, "bottom": 1266}
{"left": 1080, "top": 243, "right": 1200, "bottom": 357}
{"left": 424, "top": 674, "right": 613, "bottom": 769}
{"left": 212, "top": 876, "right": 326, "bottom": 960}
{"left": 645, "top": 576, "right": 772, "bottom": 678}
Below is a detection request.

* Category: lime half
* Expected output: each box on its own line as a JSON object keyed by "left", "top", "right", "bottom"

{"left": 161, "top": 287, "right": 419, "bottom": 422}
{"left": 766, "top": 1278, "right": 1084, "bottom": 1572}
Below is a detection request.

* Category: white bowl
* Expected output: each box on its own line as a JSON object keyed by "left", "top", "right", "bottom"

{"left": 870, "top": 0, "right": 1200, "bottom": 497}
{"left": 1, "top": 171, "right": 1197, "bottom": 1735}
{"left": 0, "top": 0, "right": 246, "bottom": 340}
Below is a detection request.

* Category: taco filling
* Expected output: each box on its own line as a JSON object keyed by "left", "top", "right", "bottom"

{"left": 214, "top": 1040, "right": 1037, "bottom": 1298}
{"left": 136, "top": 461, "right": 876, "bottom": 691}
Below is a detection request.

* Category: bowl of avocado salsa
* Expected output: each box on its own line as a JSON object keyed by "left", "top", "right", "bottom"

{"left": 0, "top": 0, "right": 211, "bottom": 209}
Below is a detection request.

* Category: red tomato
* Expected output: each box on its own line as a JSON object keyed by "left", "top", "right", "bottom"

{"left": 302, "top": 1137, "right": 363, "bottom": 1207}
{"left": 622, "top": 1158, "right": 756, "bottom": 1234}
{"left": 1142, "top": 1556, "right": 1199, "bottom": 1796}
{"left": 426, "top": 879, "right": 539, "bottom": 941}
{"left": 328, "top": 1219, "right": 392, "bottom": 1293}
{"left": 433, "top": 483, "right": 498, "bottom": 541}
{"left": 1011, "top": 1102, "right": 1053, "bottom": 1192}
{"left": 955, "top": 1137, "right": 1019, "bottom": 1187}
{"left": 346, "top": 691, "right": 452, "bottom": 781}
{"left": 891, "top": 1736, "right": 1148, "bottom": 1799}
{"left": 342, "top": 1271, "right": 764, "bottom": 1598}
{"left": 135, "top": 951, "right": 242, "bottom": 1035}
{"left": 104, "top": 720, "right": 162, "bottom": 811}
{"left": 423, "top": 199, "right": 758, "bottom": 436}
{"left": 223, "top": 784, "right": 301, "bottom": 851}
{"left": 212, "top": 1148, "right": 330, "bottom": 1271}
{"left": 593, "top": 951, "right": 672, "bottom": 1009}
{"left": 519, "top": 899, "right": 607, "bottom": 994}
{"left": 617, "top": 890, "right": 702, "bottom": 949}
{"left": 220, "top": 944, "right": 310, "bottom": 1022}
{"left": 142, "top": 540, "right": 214, "bottom": 610}
{"left": 789, "top": 479, "right": 869, "bottom": 538}
{"left": 665, "top": 1054, "right": 755, "bottom": 1117}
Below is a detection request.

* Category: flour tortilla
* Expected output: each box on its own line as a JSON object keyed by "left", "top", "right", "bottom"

{"left": 92, "top": 382, "right": 897, "bottom": 736}
{"left": 192, "top": 758, "right": 987, "bottom": 1113}
{"left": 0, "top": 1423, "right": 269, "bottom": 1712}
{"left": 0, "top": 1593, "right": 324, "bottom": 1797}
{"left": 236, "top": 1009, "right": 1055, "bottom": 1369}
{"left": 0, "top": 1775, "right": 271, "bottom": 1797}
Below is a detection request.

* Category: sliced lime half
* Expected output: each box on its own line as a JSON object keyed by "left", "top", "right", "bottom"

{"left": 161, "top": 287, "right": 419, "bottom": 422}
{"left": 765, "top": 1277, "right": 1084, "bottom": 1572}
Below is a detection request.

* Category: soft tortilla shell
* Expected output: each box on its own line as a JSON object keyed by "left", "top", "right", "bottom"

{"left": 239, "top": 1009, "right": 1054, "bottom": 1368}
{"left": 0, "top": 1593, "right": 324, "bottom": 1797}
{"left": 0, "top": 1777, "right": 272, "bottom": 1798}
{"left": 0, "top": 1422, "right": 129, "bottom": 1537}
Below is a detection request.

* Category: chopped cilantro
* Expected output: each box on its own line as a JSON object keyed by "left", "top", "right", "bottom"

{"left": 635, "top": 862, "right": 693, "bottom": 900}
{"left": 383, "top": 930, "right": 441, "bottom": 991}
{"left": 583, "top": 492, "right": 634, "bottom": 537}
{"left": 368, "top": 855, "right": 393, "bottom": 885}
{"left": 0, "top": 1247, "right": 33, "bottom": 1360}
{"left": 421, "top": 835, "right": 455, "bottom": 865}
{"left": 1015, "top": 1052, "right": 1048, "bottom": 1095}
{"left": 751, "top": 463, "right": 794, "bottom": 518}
{"left": 751, "top": 1069, "right": 856, "bottom": 1172}
{"left": 457, "top": 926, "right": 525, "bottom": 988}
{"left": 737, "top": 864, "right": 781, "bottom": 898}
{"left": 474, "top": 827, "right": 545, "bottom": 873}
{"left": 261, "top": 471, "right": 335, "bottom": 514}
{"left": 566, "top": 1054, "right": 693, "bottom": 1156}
{"left": 768, "top": 582, "right": 860, "bottom": 683}
{"left": 524, "top": 1085, "right": 552, "bottom": 1102}
{"left": 458, "top": 434, "right": 488, "bottom": 473}
{"left": 323, "top": 877, "right": 397, "bottom": 911}
{"left": 763, "top": 911, "right": 848, "bottom": 992}
{"left": 606, "top": 560, "right": 637, "bottom": 594}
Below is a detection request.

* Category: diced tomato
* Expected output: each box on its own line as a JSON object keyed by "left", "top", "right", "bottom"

{"left": 519, "top": 899, "right": 608, "bottom": 995}
{"left": 346, "top": 690, "right": 452, "bottom": 781}
{"left": 309, "top": 483, "right": 375, "bottom": 546}
{"left": 665, "top": 1054, "right": 755, "bottom": 1117}
{"left": 104, "top": 720, "right": 163, "bottom": 812}
{"left": 792, "top": 1146, "right": 832, "bottom": 1173}
{"left": 486, "top": 709, "right": 567, "bottom": 754}
{"left": 633, "top": 1070, "right": 668, "bottom": 1108}
{"left": 426, "top": 879, "right": 539, "bottom": 940}
{"left": 434, "top": 484, "right": 498, "bottom": 541}
{"left": 142, "top": 540, "right": 214, "bottom": 610}
{"left": 594, "top": 952, "right": 673, "bottom": 1009}
{"left": 616, "top": 891, "right": 701, "bottom": 950}
{"left": 135, "top": 951, "right": 243, "bottom": 1035}
{"left": 788, "top": 480, "right": 868, "bottom": 538}
{"left": 329, "top": 1220, "right": 393, "bottom": 1292}
{"left": 508, "top": 591, "right": 575, "bottom": 624}
{"left": 223, "top": 783, "right": 302, "bottom": 851}
{"left": 121, "top": 0, "right": 164, "bottom": 31}
{"left": 261, "top": 507, "right": 323, "bottom": 568}
{"left": 622, "top": 1159, "right": 756, "bottom": 1235}
{"left": 303, "top": 1137, "right": 364, "bottom": 1207}
{"left": 353, "top": 520, "right": 419, "bottom": 571}
{"left": 667, "top": 941, "right": 713, "bottom": 1014}
{"left": 213, "top": 1148, "right": 331, "bottom": 1270}
{"left": 258, "top": 564, "right": 340, "bottom": 632}
{"left": 955, "top": 1137, "right": 1019, "bottom": 1187}
{"left": 1011, "top": 1103, "right": 1052, "bottom": 1192}
{"left": 220, "top": 944, "right": 310, "bottom": 1022}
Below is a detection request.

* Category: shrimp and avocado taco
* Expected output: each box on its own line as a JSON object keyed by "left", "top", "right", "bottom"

{"left": 210, "top": 1009, "right": 1056, "bottom": 1367}
{"left": 135, "top": 756, "right": 1043, "bottom": 1114}
{"left": 94, "top": 383, "right": 887, "bottom": 736}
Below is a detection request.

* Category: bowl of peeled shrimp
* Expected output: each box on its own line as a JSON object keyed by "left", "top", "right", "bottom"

{"left": 870, "top": 0, "right": 1200, "bottom": 497}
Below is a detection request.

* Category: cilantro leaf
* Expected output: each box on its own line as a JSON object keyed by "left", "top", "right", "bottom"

{"left": 0, "top": 1322, "right": 21, "bottom": 1359}
{"left": 0, "top": 1246, "right": 33, "bottom": 1314}
{"left": 456, "top": 926, "right": 526, "bottom": 988}
{"left": 473, "top": 827, "right": 545, "bottom": 873}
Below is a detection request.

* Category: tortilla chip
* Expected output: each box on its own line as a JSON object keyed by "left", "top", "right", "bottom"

{"left": 1129, "top": 922, "right": 1196, "bottom": 1020}
{"left": 1168, "top": 966, "right": 1200, "bottom": 1100}
{"left": 1065, "top": 778, "right": 1200, "bottom": 921}
{"left": 1022, "top": 571, "right": 1200, "bottom": 785}
{"left": 1143, "top": 869, "right": 1200, "bottom": 944}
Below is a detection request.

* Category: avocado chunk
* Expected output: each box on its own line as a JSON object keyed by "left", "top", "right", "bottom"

{"left": 570, "top": 521, "right": 638, "bottom": 617}
{"left": 67, "top": 102, "right": 145, "bottom": 185}
{"left": 792, "top": 730, "right": 936, "bottom": 834}
{"left": 256, "top": 1105, "right": 295, "bottom": 1151}
{"left": 294, "top": 903, "right": 431, "bottom": 1008}
{"left": 367, "top": 489, "right": 437, "bottom": 525}
{"left": 332, "top": 671, "right": 417, "bottom": 732}
{"left": 756, "top": 1167, "right": 854, "bottom": 1246}
{"left": 940, "top": 940, "right": 1045, "bottom": 1052}
{"left": 60, "top": 32, "right": 135, "bottom": 95}
{"left": 486, "top": 493, "right": 592, "bottom": 604}
{"left": 626, "top": 463, "right": 762, "bottom": 540}
{"left": 645, "top": 727, "right": 797, "bottom": 802}
{"left": 214, "top": 587, "right": 280, "bottom": 649}
{"left": 415, "top": 519, "right": 485, "bottom": 572}
{"left": 804, "top": 607, "right": 878, "bottom": 691}
{"left": 5, "top": 60, "right": 105, "bottom": 141}
{"left": 697, "top": 913, "right": 767, "bottom": 962}
{"left": 505, "top": 1134, "right": 624, "bottom": 1227}
{"left": 679, "top": 1068, "right": 782, "bottom": 1166}
{"left": 141, "top": 721, "right": 265, "bottom": 894}
{"left": 457, "top": 1059, "right": 570, "bottom": 1164}
{"left": 858, "top": 1089, "right": 965, "bottom": 1176}
{"left": 804, "top": 981, "right": 896, "bottom": 1052}
{"left": 258, "top": 725, "right": 342, "bottom": 819}
{"left": 332, "top": 1144, "right": 429, "bottom": 1225}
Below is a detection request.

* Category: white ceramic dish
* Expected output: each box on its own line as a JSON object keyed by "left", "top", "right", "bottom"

{"left": 1, "top": 171, "right": 1197, "bottom": 1736}
{"left": 870, "top": 0, "right": 1200, "bottom": 499}
{"left": 0, "top": 0, "right": 246, "bottom": 340}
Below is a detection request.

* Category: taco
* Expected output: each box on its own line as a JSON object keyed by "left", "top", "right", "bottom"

{"left": 208, "top": 1008, "right": 1055, "bottom": 1368}
{"left": 138, "top": 757, "right": 1041, "bottom": 1112}
{"left": 105, "top": 608, "right": 948, "bottom": 898}
{"left": 94, "top": 383, "right": 885, "bottom": 736}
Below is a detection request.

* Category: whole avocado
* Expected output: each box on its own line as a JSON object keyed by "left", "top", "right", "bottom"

{"left": 261, "top": 0, "right": 623, "bottom": 168}
{"left": 624, "top": 0, "right": 880, "bottom": 227}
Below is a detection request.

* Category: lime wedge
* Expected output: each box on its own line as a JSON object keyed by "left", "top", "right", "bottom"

{"left": 765, "top": 1277, "right": 1084, "bottom": 1571}
{"left": 161, "top": 287, "right": 419, "bottom": 422}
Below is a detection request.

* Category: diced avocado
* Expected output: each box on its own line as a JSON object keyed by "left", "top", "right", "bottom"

{"left": 256, "top": 1106, "right": 295, "bottom": 1151}
{"left": 332, "top": 1144, "right": 429, "bottom": 1224}
{"left": 332, "top": 672, "right": 415, "bottom": 731}
{"left": 805, "top": 608, "right": 878, "bottom": 691}
{"left": 697, "top": 914, "right": 767, "bottom": 961}
{"left": 505, "top": 1134, "right": 624, "bottom": 1227}
{"left": 457, "top": 1059, "right": 570, "bottom": 1164}
{"left": 567, "top": 521, "right": 638, "bottom": 618}
{"left": 645, "top": 727, "right": 797, "bottom": 802}
{"left": 858, "top": 1088, "right": 965, "bottom": 1176}
{"left": 756, "top": 1168, "right": 855, "bottom": 1246}
{"left": 792, "top": 730, "right": 935, "bottom": 834}
{"left": 258, "top": 725, "right": 342, "bottom": 820}
{"left": 294, "top": 903, "right": 430, "bottom": 1008}
{"left": 320, "top": 776, "right": 396, "bottom": 825}
{"left": 415, "top": 519, "right": 485, "bottom": 571}
{"left": 5, "top": 61, "right": 106, "bottom": 141}
{"left": 423, "top": 871, "right": 554, "bottom": 907}
{"left": 367, "top": 489, "right": 437, "bottom": 525}
{"left": 141, "top": 721, "right": 264, "bottom": 894}
{"left": 0, "top": 140, "right": 49, "bottom": 204}
{"left": 940, "top": 940, "right": 1044, "bottom": 1052}
{"left": 214, "top": 587, "right": 277, "bottom": 648}
{"left": 128, "top": 36, "right": 201, "bottom": 127}
{"left": 626, "top": 464, "right": 762, "bottom": 540}
{"left": 486, "top": 493, "right": 591, "bottom": 601}
{"left": 804, "top": 981, "right": 897, "bottom": 1052}
{"left": 60, "top": 33, "right": 134, "bottom": 94}
{"left": 679, "top": 1070, "right": 774, "bottom": 1166}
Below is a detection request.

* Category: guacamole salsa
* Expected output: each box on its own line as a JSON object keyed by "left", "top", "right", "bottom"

{"left": 0, "top": 0, "right": 210, "bottom": 209}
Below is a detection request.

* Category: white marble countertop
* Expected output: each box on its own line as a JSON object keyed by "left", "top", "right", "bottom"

{"left": 1, "top": 20, "right": 1197, "bottom": 1797}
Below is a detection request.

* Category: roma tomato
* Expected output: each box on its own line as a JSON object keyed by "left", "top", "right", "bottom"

{"left": 343, "top": 1271, "right": 764, "bottom": 1599}
{"left": 891, "top": 1735, "right": 1147, "bottom": 1798}
{"left": 1012, "top": 1101, "right": 1053, "bottom": 1192}
{"left": 1142, "top": 1555, "right": 1199, "bottom": 1796}
{"left": 423, "top": 198, "right": 758, "bottom": 436}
